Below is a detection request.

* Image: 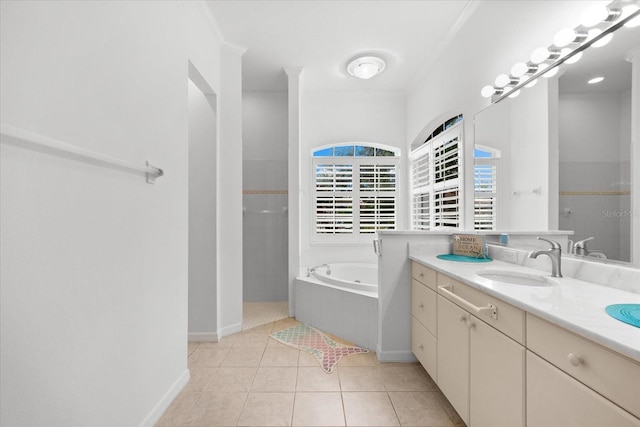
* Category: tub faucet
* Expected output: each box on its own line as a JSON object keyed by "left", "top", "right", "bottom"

{"left": 573, "top": 237, "right": 594, "bottom": 256}
{"left": 306, "top": 264, "right": 330, "bottom": 277}
{"left": 528, "top": 237, "right": 563, "bottom": 278}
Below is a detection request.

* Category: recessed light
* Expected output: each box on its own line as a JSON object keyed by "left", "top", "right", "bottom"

{"left": 588, "top": 76, "right": 605, "bottom": 84}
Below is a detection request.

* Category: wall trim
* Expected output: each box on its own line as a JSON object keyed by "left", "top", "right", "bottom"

{"left": 139, "top": 369, "right": 190, "bottom": 427}
{"left": 375, "top": 350, "right": 417, "bottom": 363}
{"left": 220, "top": 322, "right": 242, "bottom": 338}
{"left": 188, "top": 331, "right": 219, "bottom": 342}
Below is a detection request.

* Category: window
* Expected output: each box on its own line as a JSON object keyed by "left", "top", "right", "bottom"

{"left": 474, "top": 147, "right": 499, "bottom": 230}
{"left": 312, "top": 144, "right": 400, "bottom": 241}
{"left": 411, "top": 120, "right": 463, "bottom": 230}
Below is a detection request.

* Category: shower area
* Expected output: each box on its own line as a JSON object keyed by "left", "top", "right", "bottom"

{"left": 242, "top": 92, "right": 289, "bottom": 329}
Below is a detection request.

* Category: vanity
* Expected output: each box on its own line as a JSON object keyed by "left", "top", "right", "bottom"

{"left": 410, "top": 252, "right": 640, "bottom": 427}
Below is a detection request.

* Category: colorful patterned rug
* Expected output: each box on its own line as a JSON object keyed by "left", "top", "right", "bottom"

{"left": 270, "top": 324, "right": 369, "bottom": 373}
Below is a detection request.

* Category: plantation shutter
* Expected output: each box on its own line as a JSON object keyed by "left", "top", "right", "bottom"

{"left": 411, "top": 123, "right": 463, "bottom": 230}
{"left": 359, "top": 163, "right": 397, "bottom": 233}
{"left": 312, "top": 145, "right": 399, "bottom": 241}
{"left": 315, "top": 163, "right": 354, "bottom": 234}
{"left": 474, "top": 158, "right": 497, "bottom": 230}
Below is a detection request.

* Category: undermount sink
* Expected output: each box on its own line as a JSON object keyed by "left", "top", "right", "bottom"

{"left": 477, "top": 269, "right": 558, "bottom": 287}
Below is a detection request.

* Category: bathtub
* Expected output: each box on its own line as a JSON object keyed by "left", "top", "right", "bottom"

{"left": 295, "top": 263, "right": 378, "bottom": 350}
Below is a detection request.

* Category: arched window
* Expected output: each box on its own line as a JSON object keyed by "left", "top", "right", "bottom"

{"left": 474, "top": 146, "right": 500, "bottom": 230}
{"left": 312, "top": 143, "right": 400, "bottom": 241}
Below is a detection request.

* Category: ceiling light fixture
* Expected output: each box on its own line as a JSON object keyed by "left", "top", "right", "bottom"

{"left": 588, "top": 76, "right": 605, "bottom": 84}
{"left": 347, "top": 55, "right": 386, "bottom": 80}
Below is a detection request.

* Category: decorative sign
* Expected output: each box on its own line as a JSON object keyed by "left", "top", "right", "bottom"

{"left": 453, "top": 234, "right": 485, "bottom": 257}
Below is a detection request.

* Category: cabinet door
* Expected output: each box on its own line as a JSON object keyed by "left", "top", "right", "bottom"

{"left": 527, "top": 351, "right": 640, "bottom": 427}
{"left": 470, "top": 316, "right": 525, "bottom": 427}
{"left": 437, "top": 295, "right": 469, "bottom": 425}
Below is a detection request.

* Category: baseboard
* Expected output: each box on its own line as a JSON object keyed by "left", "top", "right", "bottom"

{"left": 220, "top": 322, "right": 242, "bottom": 338}
{"left": 139, "top": 369, "right": 190, "bottom": 427}
{"left": 376, "top": 350, "right": 418, "bottom": 363}
{"left": 188, "top": 331, "right": 219, "bottom": 342}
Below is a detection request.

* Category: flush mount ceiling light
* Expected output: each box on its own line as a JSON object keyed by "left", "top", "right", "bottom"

{"left": 588, "top": 76, "right": 605, "bottom": 84}
{"left": 347, "top": 55, "right": 386, "bottom": 80}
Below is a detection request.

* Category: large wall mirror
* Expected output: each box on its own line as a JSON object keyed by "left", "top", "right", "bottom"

{"left": 474, "top": 13, "right": 639, "bottom": 264}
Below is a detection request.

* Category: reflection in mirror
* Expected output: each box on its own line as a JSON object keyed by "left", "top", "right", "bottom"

{"left": 474, "top": 22, "right": 639, "bottom": 264}
{"left": 558, "top": 26, "right": 636, "bottom": 262}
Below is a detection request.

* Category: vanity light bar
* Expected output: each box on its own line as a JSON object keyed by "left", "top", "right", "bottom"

{"left": 481, "top": 0, "right": 640, "bottom": 104}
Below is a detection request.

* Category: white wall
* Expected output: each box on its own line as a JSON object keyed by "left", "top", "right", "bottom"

{"left": 406, "top": 0, "right": 595, "bottom": 230}
{"left": 243, "top": 92, "right": 289, "bottom": 302}
{"left": 0, "top": 1, "right": 228, "bottom": 425}
{"left": 299, "top": 90, "right": 406, "bottom": 269}
{"left": 188, "top": 79, "right": 218, "bottom": 339}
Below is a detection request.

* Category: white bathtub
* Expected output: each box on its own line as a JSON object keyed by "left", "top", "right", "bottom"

{"left": 295, "top": 263, "right": 378, "bottom": 350}
{"left": 311, "top": 263, "right": 378, "bottom": 294}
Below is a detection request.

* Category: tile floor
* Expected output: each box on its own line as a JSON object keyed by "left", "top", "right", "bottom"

{"left": 242, "top": 302, "right": 289, "bottom": 331}
{"left": 157, "top": 318, "right": 465, "bottom": 427}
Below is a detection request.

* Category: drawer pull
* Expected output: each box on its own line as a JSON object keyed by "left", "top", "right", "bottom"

{"left": 439, "top": 284, "right": 498, "bottom": 320}
{"left": 568, "top": 353, "right": 584, "bottom": 367}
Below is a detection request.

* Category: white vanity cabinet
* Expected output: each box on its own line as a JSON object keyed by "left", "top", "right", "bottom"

{"left": 411, "top": 262, "right": 438, "bottom": 379}
{"left": 436, "top": 273, "right": 525, "bottom": 427}
{"left": 527, "top": 314, "right": 640, "bottom": 426}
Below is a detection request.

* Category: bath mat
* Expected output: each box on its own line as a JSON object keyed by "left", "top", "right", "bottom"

{"left": 605, "top": 304, "right": 640, "bottom": 328}
{"left": 270, "top": 324, "right": 369, "bottom": 373}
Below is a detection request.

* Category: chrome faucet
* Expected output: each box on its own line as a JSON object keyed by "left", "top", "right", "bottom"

{"left": 528, "top": 237, "right": 563, "bottom": 278}
{"left": 573, "top": 237, "right": 594, "bottom": 256}
{"left": 306, "top": 264, "right": 331, "bottom": 277}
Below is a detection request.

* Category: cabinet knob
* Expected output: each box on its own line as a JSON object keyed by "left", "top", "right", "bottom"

{"left": 419, "top": 303, "right": 424, "bottom": 309}
{"left": 567, "top": 353, "right": 584, "bottom": 367}
{"left": 459, "top": 315, "right": 467, "bottom": 323}
{"left": 419, "top": 344, "right": 424, "bottom": 350}
{"left": 419, "top": 272, "right": 424, "bottom": 277}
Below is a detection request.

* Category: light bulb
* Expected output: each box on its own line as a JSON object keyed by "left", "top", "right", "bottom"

{"left": 588, "top": 29, "right": 613, "bottom": 47}
{"left": 581, "top": 4, "right": 609, "bottom": 27}
{"left": 481, "top": 85, "right": 496, "bottom": 98}
{"left": 508, "top": 89, "right": 521, "bottom": 99}
{"left": 495, "top": 74, "right": 512, "bottom": 88}
{"left": 554, "top": 28, "right": 577, "bottom": 47}
{"left": 531, "top": 47, "right": 550, "bottom": 64}
{"left": 511, "top": 62, "right": 529, "bottom": 77}
{"left": 542, "top": 67, "right": 559, "bottom": 78}
{"left": 564, "top": 51, "right": 583, "bottom": 64}
{"left": 588, "top": 76, "right": 604, "bottom": 84}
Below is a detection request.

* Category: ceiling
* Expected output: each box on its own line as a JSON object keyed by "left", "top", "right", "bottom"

{"left": 206, "top": 0, "right": 473, "bottom": 92}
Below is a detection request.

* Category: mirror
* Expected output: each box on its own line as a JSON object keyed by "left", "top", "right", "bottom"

{"left": 474, "top": 22, "right": 639, "bottom": 264}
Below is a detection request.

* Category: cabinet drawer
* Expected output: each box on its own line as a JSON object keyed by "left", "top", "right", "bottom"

{"left": 436, "top": 273, "right": 525, "bottom": 344}
{"left": 527, "top": 351, "right": 640, "bottom": 427}
{"left": 411, "top": 279, "right": 437, "bottom": 335}
{"left": 527, "top": 314, "right": 640, "bottom": 418}
{"left": 412, "top": 262, "right": 437, "bottom": 291}
{"left": 412, "top": 316, "right": 437, "bottom": 381}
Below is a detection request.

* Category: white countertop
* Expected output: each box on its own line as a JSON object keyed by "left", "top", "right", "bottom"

{"left": 409, "top": 251, "right": 640, "bottom": 363}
